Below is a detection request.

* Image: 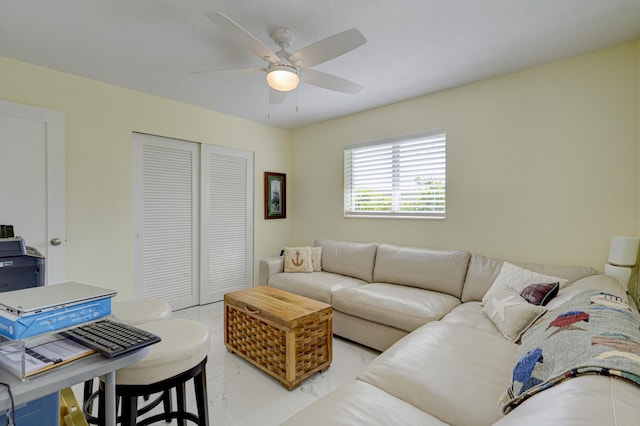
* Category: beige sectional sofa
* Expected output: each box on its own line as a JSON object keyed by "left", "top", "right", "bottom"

{"left": 259, "top": 239, "right": 640, "bottom": 425}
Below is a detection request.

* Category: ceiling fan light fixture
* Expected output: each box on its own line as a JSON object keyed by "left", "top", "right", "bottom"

{"left": 266, "top": 64, "right": 299, "bottom": 92}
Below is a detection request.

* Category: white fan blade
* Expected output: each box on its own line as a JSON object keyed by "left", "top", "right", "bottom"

{"left": 269, "top": 88, "right": 287, "bottom": 105}
{"left": 206, "top": 12, "right": 280, "bottom": 64}
{"left": 190, "top": 67, "right": 265, "bottom": 78}
{"left": 289, "top": 28, "right": 366, "bottom": 68}
{"left": 300, "top": 69, "right": 363, "bottom": 94}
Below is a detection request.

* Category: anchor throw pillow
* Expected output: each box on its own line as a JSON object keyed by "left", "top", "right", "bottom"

{"left": 284, "top": 247, "right": 313, "bottom": 273}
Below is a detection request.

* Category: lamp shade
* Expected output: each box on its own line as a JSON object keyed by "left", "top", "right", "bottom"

{"left": 608, "top": 236, "right": 640, "bottom": 267}
{"left": 266, "top": 65, "right": 299, "bottom": 92}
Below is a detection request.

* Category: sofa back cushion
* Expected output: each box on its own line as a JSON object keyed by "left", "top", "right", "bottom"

{"left": 314, "top": 239, "right": 378, "bottom": 282}
{"left": 373, "top": 244, "right": 471, "bottom": 298}
{"left": 461, "top": 254, "right": 597, "bottom": 302}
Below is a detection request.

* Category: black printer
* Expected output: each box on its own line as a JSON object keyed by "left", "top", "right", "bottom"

{"left": 0, "top": 237, "right": 45, "bottom": 292}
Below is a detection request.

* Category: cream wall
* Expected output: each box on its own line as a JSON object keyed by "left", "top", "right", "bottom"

{"left": 0, "top": 57, "right": 292, "bottom": 299}
{"left": 291, "top": 42, "right": 639, "bottom": 271}
{"left": 1, "top": 41, "right": 638, "bottom": 300}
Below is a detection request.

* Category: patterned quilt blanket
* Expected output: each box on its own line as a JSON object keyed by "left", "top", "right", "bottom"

{"left": 500, "top": 288, "right": 640, "bottom": 414}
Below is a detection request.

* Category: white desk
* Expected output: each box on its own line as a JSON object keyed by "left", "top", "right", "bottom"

{"left": 0, "top": 348, "right": 148, "bottom": 426}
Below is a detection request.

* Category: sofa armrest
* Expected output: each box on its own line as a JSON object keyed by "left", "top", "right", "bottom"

{"left": 259, "top": 256, "right": 285, "bottom": 286}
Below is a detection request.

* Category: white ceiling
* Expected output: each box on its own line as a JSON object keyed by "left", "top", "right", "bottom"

{"left": 1, "top": 1, "right": 640, "bottom": 130}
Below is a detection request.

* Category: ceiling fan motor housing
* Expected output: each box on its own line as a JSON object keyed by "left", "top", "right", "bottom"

{"left": 271, "top": 28, "right": 295, "bottom": 50}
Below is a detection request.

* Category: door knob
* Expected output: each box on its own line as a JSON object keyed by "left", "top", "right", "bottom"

{"left": 50, "top": 238, "right": 63, "bottom": 246}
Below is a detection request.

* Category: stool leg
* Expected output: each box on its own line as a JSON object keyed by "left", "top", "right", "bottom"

{"left": 194, "top": 367, "right": 209, "bottom": 426}
{"left": 162, "top": 389, "right": 172, "bottom": 421}
{"left": 176, "top": 383, "right": 186, "bottom": 426}
{"left": 120, "top": 396, "right": 138, "bottom": 426}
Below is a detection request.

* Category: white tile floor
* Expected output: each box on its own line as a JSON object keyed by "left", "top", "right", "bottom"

{"left": 75, "top": 301, "right": 379, "bottom": 425}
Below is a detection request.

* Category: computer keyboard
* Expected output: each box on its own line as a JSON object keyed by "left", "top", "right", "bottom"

{"left": 61, "top": 318, "right": 161, "bottom": 358}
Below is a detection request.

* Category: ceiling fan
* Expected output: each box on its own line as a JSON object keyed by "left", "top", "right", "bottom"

{"left": 194, "top": 12, "right": 367, "bottom": 107}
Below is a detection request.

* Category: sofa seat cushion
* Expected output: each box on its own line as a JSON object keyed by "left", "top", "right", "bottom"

{"left": 268, "top": 271, "right": 365, "bottom": 304}
{"left": 440, "top": 301, "right": 503, "bottom": 337}
{"left": 373, "top": 244, "right": 471, "bottom": 298}
{"left": 332, "top": 283, "right": 460, "bottom": 332}
{"left": 358, "top": 321, "right": 517, "bottom": 426}
{"left": 282, "top": 381, "right": 449, "bottom": 426}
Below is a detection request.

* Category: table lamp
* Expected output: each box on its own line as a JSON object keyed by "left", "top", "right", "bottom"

{"left": 604, "top": 236, "right": 639, "bottom": 294}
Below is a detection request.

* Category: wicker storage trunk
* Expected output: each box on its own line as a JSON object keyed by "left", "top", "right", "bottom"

{"left": 224, "top": 286, "right": 332, "bottom": 390}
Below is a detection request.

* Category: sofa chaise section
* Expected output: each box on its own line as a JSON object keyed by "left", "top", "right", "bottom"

{"left": 281, "top": 380, "right": 448, "bottom": 426}
{"left": 284, "top": 321, "right": 518, "bottom": 426}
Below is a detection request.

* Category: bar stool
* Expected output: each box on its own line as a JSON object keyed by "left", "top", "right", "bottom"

{"left": 111, "top": 299, "right": 172, "bottom": 325}
{"left": 83, "top": 299, "right": 173, "bottom": 414}
{"left": 91, "top": 319, "right": 210, "bottom": 426}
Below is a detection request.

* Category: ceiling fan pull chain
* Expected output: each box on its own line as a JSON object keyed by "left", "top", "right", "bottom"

{"left": 296, "top": 86, "right": 299, "bottom": 113}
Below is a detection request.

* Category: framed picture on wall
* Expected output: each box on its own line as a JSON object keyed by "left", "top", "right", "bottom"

{"left": 264, "top": 172, "right": 286, "bottom": 219}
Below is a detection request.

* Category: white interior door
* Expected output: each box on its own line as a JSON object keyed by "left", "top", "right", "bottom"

{"left": 133, "top": 132, "right": 254, "bottom": 308}
{"left": 200, "top": 144, "right": 253, "bottom": 304}
{"left": 0, "top": 100, "right": 65, "bottom": 284}
{"left": 132, "top": 132, "right": 200, "bottom": 310}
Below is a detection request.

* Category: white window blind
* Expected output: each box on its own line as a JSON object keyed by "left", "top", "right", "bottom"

{"left": 344, "top": 130, "right": 446, "bottom": 219}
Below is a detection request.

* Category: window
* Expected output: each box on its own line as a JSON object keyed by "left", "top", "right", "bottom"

{"left": 344, "top": 130, "right": 446, "bottom": 219}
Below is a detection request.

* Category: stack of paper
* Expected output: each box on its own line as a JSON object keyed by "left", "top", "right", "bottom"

{"left": 0, "top": 334, "right": 95, "bottom": 378}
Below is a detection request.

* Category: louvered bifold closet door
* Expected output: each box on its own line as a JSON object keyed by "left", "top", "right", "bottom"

{"left": 132, "top": 133, "right": 199, "bottom": 310}
{"left": 200, "top": 144, "right": 254, "bottom": 304}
